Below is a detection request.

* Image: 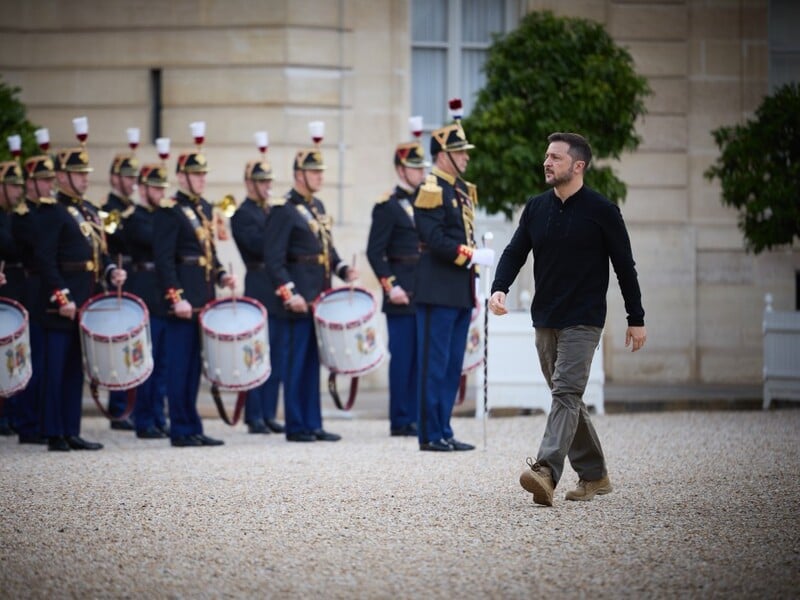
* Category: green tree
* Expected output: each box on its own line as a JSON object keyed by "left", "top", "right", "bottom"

{"left": 0, "top": 77, "right": 40, "bottom": 162}
{"left": 704, "top": 82, "right": 800, "bottom": 254}
{"left": 462, "top": 11, "right": 650, "bottom": 218}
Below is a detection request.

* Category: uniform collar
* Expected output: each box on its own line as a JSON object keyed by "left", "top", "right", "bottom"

{"left": 57, "top": 189, "right": 83, "bottom": 204}
{"left": 176, "top": 188, "right": 201, "bottom": 204}
{"left": 290, "top": 187, "right": 314, "bottom": 204}
{"left": 431, "top": 166, "right": 456, "bottom": 185}
{"left": 109, "top": 188, "right": 133, "bottom": 206}
{"left": 246, "top": 195, "right": 267, "bottom": 209}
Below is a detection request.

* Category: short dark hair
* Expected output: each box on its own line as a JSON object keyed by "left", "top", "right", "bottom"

{"left": 547, "top": 132, "right": 592, "bottom": 169}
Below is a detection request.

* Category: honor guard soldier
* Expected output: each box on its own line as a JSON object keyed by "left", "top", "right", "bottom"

{"left": 0, "top": 154, "right": 26, "bottom": 436}
{"left": 366, "top": 117, "right": 428, "bottom": 437}
{"left": 124, "top": 157, "right": 171, "bottom": 439}
{"left": 11, "top": 142, "right": 57, "bottom": 445}
{"left": 103, "top": 135, "right": 139, "bottom": 429}
{"left": 152, "top": 124, "right": 235, "bottom": 447}
{"left": 262, "top": 121, "right": 357, "bottom": 442}
{"left": 413, "top": 99, "right": 494, "bottom": 452}
{"left": 38, "top": 122, "right": 127, "bottom": 451}
{"left": 230, "top": 132, "right": 285, "bottom": 435}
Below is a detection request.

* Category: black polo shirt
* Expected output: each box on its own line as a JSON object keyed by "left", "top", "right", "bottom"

{"left": 492, "top": 185, "right": 645, "bottom": 329}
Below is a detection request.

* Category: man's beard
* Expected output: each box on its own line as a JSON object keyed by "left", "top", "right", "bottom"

{"left": 546, "top": 167, "right": 574, "bottom": 188}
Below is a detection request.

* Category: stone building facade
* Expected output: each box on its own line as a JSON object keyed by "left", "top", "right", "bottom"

{"left": 0, "top": 0, "right": 797, "bottom": 390}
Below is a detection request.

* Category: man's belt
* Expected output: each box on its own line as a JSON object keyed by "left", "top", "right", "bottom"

{"left": 132, "top": 262, "right": 156, "bottom": 272}
{"left": 60, "top": 260, "right": 95, "bottom": 272}
{"left": 177, "top": 255, "right": 207, "bottom": 266}
{"left": 388, "top": 255, "right": 419, "bottom": 264}
{"left": 245, "top": 261, "right": 266, "bottom": 270}
{"left": 287, "top": 254, "right": 324, "bottom": 265}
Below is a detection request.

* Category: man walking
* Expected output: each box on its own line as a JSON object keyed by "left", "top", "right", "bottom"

{"left": 489, "top": 132, "right": 646, "bottom": 505}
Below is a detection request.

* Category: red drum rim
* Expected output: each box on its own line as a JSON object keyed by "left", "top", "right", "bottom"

{"left": 199, "top": 296, "right": 267, "bottom": 342}
{"left": 0, "top": 297, "right": 29, "bottom": 346}
{"left": 204, "top": 368, "right": 271, "bottom": 392}
{"left": 312, "top": 286, "right": 377, "bottom": 330}
{"left": 78, "top": 292, "right": 150, "bottom": 343}
{"left": 324, "top": 354, "right": 384, "bottom": 377}
{"left": 90, "top": 366, "right": 153, "bottom": 391}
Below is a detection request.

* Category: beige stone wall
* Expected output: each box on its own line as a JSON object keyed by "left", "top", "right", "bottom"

{"left": 519, "top": 0, "right": 799, "bottom": 384}
{"left": 1, "top": 0, "right": 796, "bottom": 388}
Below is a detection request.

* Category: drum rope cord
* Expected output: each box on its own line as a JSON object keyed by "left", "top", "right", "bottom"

{"left": 328, "top": 373, "right": 358, "bottom": 411}
{"left": 455, "top": 373, "right": 467, "bottom": 406}
{"left": 88, "top": 380, "right": 136, "bottom": 422}
{"left": 210, "top": 384, "right": 247, "bottom": 426}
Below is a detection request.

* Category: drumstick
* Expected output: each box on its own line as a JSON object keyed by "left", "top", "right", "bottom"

{"left": 116, "top": 253, "right": 122, "bottom": 307}
{"left": 229, "top": 262, "right": 236, "bottom": 314}
{"left": 0, "top": 260, "right": 5, "bottom": 275}
{"left": 348, "top": 253, "right": 356, "bottom": 303}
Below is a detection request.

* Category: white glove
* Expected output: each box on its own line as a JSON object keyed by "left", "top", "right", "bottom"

{"left": 469, "top": 247, "right": 495, "bottom": 267}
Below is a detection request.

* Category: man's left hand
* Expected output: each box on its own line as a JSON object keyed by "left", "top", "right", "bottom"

{"left": 625, "top": 326, "right": 647, "bottom": 352}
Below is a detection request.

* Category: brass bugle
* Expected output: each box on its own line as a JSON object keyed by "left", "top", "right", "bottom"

{"left": 98, "top": 209, "right": 121, "bottom": 235}
{"left": 213, "top": 194, "right": 237, "bottom": 218}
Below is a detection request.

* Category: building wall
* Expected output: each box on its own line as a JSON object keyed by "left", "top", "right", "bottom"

{"left": 0, "top": 0, "right": 796, "bottom": 388}
{"left": 519, "top": 0, "right": 799, "bottom": 384}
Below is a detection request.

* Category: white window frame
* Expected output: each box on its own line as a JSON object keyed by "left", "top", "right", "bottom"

{"left": 411, "top": 0, "right": 520, "bottom": 130}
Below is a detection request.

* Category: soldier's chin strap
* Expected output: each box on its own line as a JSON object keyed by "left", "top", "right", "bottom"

{"left": 398, "top": 167, "right": 416, "bottom": 192}
{"left": 253, "top": 180, "right": 267, "bottom": 206}
{"left": 301, "top": 170, "right": 313, "bottom": 197}
{"left": 145, "top": 187, "right": 158, "bottom": 209}
{"left": 67, "top": 172, "right": 82, "bottom": 199}
{"left": 33, "top": 179, "right": 43, "bottom": 202}
{"left": 186, "top": 175, "right": 200, "bottom": 198}
{"left": 447, "top": 152, "right": 465, "bottom": 180}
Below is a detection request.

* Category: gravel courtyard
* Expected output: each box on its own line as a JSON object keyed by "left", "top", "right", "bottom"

{"left": 1, "top": 410, "right": 798, "bottom": 598}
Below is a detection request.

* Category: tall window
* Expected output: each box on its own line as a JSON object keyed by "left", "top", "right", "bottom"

{"left": 411, "top": 0, "right": 519, "bottom": 131}
{"left": 769, "top": 0, "right": 800, "bottom": 91}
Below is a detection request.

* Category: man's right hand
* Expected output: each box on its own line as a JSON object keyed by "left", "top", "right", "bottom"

{"left": 488, "top": 291, "right": 508, "bottom": 316}
{"left": 174, "top": 299, "right": 193, "bottom": 319}
{"left": 388, "top": 285, "right": 410, "bottom": 305}
{"left": 286, "top": 294, "right": 308, "bottom": 313}
{"left": 59, "top": 301, "right": 77, "bottom": 321}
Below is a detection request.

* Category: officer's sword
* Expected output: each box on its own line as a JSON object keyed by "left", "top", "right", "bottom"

{"left": 481, "top": 231, "right": 493, "bottom": 451}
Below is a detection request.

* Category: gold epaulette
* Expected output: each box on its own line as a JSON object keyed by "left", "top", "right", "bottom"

{"left": 376, "top": 191, "right": 391, "bottom": 205}
{"left": 13, "top": 202, "right": 29, "bottom": 216}
{"left": 159, "top": 198, "right": 176, "bottom": 209}
{"left": 121, "top": 205, "right": 136, "bottom": 219}
{"left": 414, "top": 175, "right": 442, "bottom": 209}
{"left": 270, "top": 196, "right": 287, "bottom": 207}
{"left": 466, "top": 181, "right": 478, "bottom": 205}
{"left": 39, "top": 196, "right": 56, "bottom": 205}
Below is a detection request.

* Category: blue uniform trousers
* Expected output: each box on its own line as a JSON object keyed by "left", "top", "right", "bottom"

{"left": 12, "top": 321, "right": 45, "bottom": 437}
{"left": 165, "top": 318, "right": 203, "bottom": 438}
{"left": 42, "top": 328, "right": 84, "bottom": 437}
{"left": 416, "top": 304, "right": 471, "bottom": 444}
{"left": 387, "top": 313, "right": 417, "bottom": 430}
{"left": 245, "top": 315, "right": 283, "bottom": 424}
{"left": 133, "top": 316, "right": 169, "bottom": 432}
{"left": 281, "top": 318, "right": 322, "bottom": 435}
{"left": 107, "top": 389, "right": 128, "bottom": 418}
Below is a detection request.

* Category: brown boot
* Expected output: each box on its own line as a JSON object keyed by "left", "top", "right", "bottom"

{"left": 519, "top": 457, "right": 555, "bottom": 506}
{"left": 564, "top": 475, "right": 613, "bottom": 501}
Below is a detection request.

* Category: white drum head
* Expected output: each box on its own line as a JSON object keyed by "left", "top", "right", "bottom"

{"left": 0, "top": 301, "right": 25, "bottom": 337}
{"left": 315, "top": 289, "right": 373, "bottom": 324}
{"left": 202, "top": 300, "right": 263, "bottom": 335}
{"left": 81, "top": 296, "right": 145, "bottom": 337}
